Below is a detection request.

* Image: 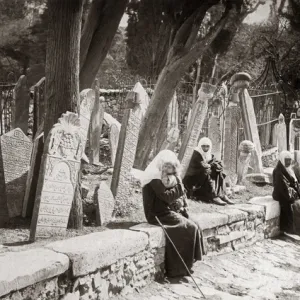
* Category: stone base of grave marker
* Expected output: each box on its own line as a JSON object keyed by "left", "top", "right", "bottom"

{"left": 95, "top": 181, "right": 115, "bottom": 226}
{"left": 0, "top": 128, "right": 32, "bottom": 220}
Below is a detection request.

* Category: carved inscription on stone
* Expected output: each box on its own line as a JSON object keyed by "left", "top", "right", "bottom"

{"left": 30, "top": 112, "right": 82, "bottom": 240}
{"left": 208, "top": 115, "right": 222, "bottom": 160}
{"left": 109, "top": 124, "right": 120, "bottom": 166}
{"left": 0, "top": 128, "right": 32, "bottom": 219}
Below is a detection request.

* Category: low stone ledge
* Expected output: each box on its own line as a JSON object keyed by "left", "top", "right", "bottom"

{"left": 234, "top": 203, "right": 265, "bottom": 220}
{"left": 190, "top": 212, "right": 228, "bottom": 230}
{"left": 0, "top": 248, "right": 69, "bottom": 297}
{"left": 249, "top": 196, "right": 280, "bottom": 220}
{"left": 218, "top": 208, "right": 248, "bottom": 223}
{"left": 130, "top": 223, "right": 165, "bottom": 248}
{"left": 46, "top": 229, "right": 149, "bottom": 277}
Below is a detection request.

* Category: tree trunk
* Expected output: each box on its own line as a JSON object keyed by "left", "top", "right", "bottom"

{"left": 135, "top": 63, "right": 182, "bottom": 169}
{"left": 192, "top": 58, "right": 202, "bottom": 105}
{"left": 44, "top": 0, "right": 83, "bottom": 137}
{"left": 79, "top": 0, "right": 128, "bottom": 90}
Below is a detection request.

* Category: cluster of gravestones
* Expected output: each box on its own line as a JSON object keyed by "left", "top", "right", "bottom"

{"left": 0, "top": 72, "right": 288, "bottom": 241}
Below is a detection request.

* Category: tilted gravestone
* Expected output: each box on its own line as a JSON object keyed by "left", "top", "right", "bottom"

{"left": 12, "top": 75, "right": 31, "bottom": 135}
{"left": 111, "top": 83, "right": 144, "bottom": 205}
{"left": 30, "top": 112, "right": 84, "bottom": 240}
{"left": 178, "top": 82, "right": 217, "bottom": 177}
{"left": 95, "top": 181, "right": 115, "bottom": 226}
{"left": 88, "top": 86, "right": 104, "bottom": 165}
{"left": 0, "top": 128, "right": 32, "bottom": 223}
{"left": 109, "top": 123, "right": 120, "bottom": 166}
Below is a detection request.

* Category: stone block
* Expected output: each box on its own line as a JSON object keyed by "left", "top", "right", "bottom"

{"left": 62, "top": 292, "right": 80, "bottom": 300}
{"left": 190, "top": 212, "right": 228, "bottom": 230}
{"left": 249, "top": 196, "right": 280, "bottom": 220}
{"left": 130, "top": 223, "right": 165, "bottom": 248}
{"left": 46, "top": 229, "right": 148, "bottom": 277}
{"left": 234, "top": 203, "right": 265, "bottom": 219}
{"left": 232, "top": 185, "right": 246, "bottom": 194}
{"left": 218, "top": 208, "right": 248, "bottom": 223}
{"left": 202, "top": 227, "right": 216, "bottom": 238}
{"left": 264, "top": 167, "right": 274, "bottom": 184}
{"left": 0, "top": 248, "right": 69, "bottom": 297}
{"left": 216, "top": 230, "right": 246, "bottom": 245}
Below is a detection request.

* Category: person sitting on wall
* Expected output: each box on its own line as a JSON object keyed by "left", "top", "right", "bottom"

{"left": 273, "top": 151, "right": 300, "bottom": 235}
{"left": 183, "top": 137, "right": 234, "bottom": 206}
{"left": 141, "top": 149, "right": 206, "bottom": 277}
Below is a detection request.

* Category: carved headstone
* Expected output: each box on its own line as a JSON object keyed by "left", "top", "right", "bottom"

{"left": 12, "top": 75, "right": 31, "bottom": 134}
{"left": 0, "top": 128, "right": 32, "bottom": 221}
{"left": 109, "top": 124, "right": 120, "bottom": 166}
{"left": 237, "top": 140, "right": 254, "bottom": 185}
{"left": 22, "top": 131, "right": 44, "bottom": 218}
{"left": 208, "top": 115, "right": 222, "bottom": 160}
{"left": 111, "top": 83, "right": 144, "bottom": 205}
{"left": 275, "top": 113, "right": 287, "bottom": 152}
{"left": 30, "top": 112, "right": 83, "bottom": 240}
{"left": 289, "top": 117, "right": 300, "bottom": 153}
{"left": 179, "top": 82, "right": 217, "bottom": 177}
{"left": 88, "top": 87, "right": 104, "bottom": 165}
{"left": 95, "top": 181, "right": 115, "bottom": 226}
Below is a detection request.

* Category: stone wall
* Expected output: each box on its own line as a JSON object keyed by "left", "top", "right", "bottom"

{"left": 0, "top": 197, "right": 280, "bottom": 300}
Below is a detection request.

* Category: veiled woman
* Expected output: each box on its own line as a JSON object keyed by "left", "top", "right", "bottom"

{"left": 183, "top": 137, "right": 233, "bottom": 206}
{"left": 273, "top": 151, "right": 300, "bottom": 234}
{"left": 141, "top": 150, "right": 205, "bottom": 277}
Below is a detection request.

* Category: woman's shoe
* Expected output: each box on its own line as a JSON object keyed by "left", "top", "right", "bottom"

{"left": 222, "top": 195, "right": 234, "bottom": 205}
{"left": 212, "top": 197, "right": 226, "bottom": 206}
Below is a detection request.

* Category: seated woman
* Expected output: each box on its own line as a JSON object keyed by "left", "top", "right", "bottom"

{"left": 183, "top": 137, "right": 233, "bottom": 206}
{"left": 141, "top": 150, "right": 205, "bottom": 277}
{"left": 273, "top": 151, "right": 300, "bottom": 235}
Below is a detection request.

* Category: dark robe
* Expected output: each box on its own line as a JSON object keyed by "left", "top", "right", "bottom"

{"left": 183, "top": 150, "right": 226, "bottom": 202}
{"left": 272, "top": 161, "right": 300, "bottom": 234}
{"left": 142, "top": 179, "right": 205, "bottom": 277}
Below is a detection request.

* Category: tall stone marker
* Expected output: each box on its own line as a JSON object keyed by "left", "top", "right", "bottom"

{"left": 275, "top": 113, "right": 287, "bottom": 153}
{"left": 208, "top": 115, "right": 222, "bottom": 160}
{"left": 109, "top": 124, "right": 120, "bottom": 166}
{"left": 0, "top": 128, "right": 32, "bottom": 222}
{"left": 111, "top": 83, "right": 144, "bottom": 203}
{"left": 289, "top": 117, "right": 300, "bottom": 153}
{"left": 88, "top": 87, "right": 104, "bottom": 165}
{"left": 30, "top": 112, "right": 83, "bottom": 240}
{"left": 12, "top": 75, "right": 31, "bottom": 134}
{"left": 178, "top": 82, "right": 217, "bottom": 177}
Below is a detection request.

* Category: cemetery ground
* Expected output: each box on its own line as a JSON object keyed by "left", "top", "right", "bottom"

{"left": 110, "top": 237, "right": 300, "bottom": 300}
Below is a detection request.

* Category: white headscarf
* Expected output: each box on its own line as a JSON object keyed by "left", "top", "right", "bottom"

{"left": 195, "top": 137, "right": 212, "bottom": 162}
{"left": 140, "top": 150, "right": 181, "bottom": 187}
{"left": 279, "top": 151, "right": 296, "bottom": 180}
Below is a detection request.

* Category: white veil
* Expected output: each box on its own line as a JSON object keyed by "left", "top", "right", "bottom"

{"left": 195, "top": 137, "right": 212, "bottom": 162}
{"left": 279, "top": 150, "right": 296, "bottom": 180}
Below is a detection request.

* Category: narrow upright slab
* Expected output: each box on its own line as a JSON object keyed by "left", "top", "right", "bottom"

{"left": 179, "top": 82, "right": 217, "bottom": 177}
{"left": 208, "top": 115, "right": 222, "bottom": 160}
{"left": 12, "top": 75, "right": 31, "bottom": 134}
{"left": 289, "top": 117, "right": 300, "bottom": 152}
{"left": 30, "top": 112, "right": 83, "bottom": 240}
{"left": 109, "top": 124, "right": 120, "bottom": 166}
{"left": 95, "top": 181, "right": 115, "bottom": 226}
{"left": 111, "top": 83, "right": 144, "bottom": 202}
{"left": 0, "top": 128, "right": 32, "bottom": 219}
{"left": 88, "top": 88, "right": 104, "bottom": 165}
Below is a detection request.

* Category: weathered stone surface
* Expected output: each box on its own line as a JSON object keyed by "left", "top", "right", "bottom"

{"left": 234, "top": 203, "right": 265, "bottom": 219}
{"left": 219, "top": 208, "right": 248, "bottom": 224}
{"left": 46, "top": 229, "right": 148, "bottom": 276}
{"left": 263, "top": 167, "right": 274, "bottom": 184}
{"left": 95, "top": 182, "right": 115, "bottom": 226}
{"left": 191, "top": 212, "right": 228, "bottom": 230}
{"left": 109, "top": 124, "right": 120, "bottom": 166}
{"left": 0, "top": 248, "right": 69, "bottom": 297}
{"left": 130, "top": 223, "right": 165, "bottom": 248}
{"left": 208, "top": 115, "right": 222, "bottom": 160}
{"left": 30, "top": 112, "right": 83, "bottom": 240}
{"left": 249, "top": 196, "right": 280, "bottom": 220}
{"left": 246, "top": 173, "right": 270, "bottom": 184}
{"left": 62, "top": 292, "right": 80, "bottom": 300}
{"left": 216, "top": 230, "right": 246, "bottom": 245}
{"left": 231, "top": 185, "right": 246, "bottom": 193}
{"left": 0, "top": 128, "right": 32, "bottom": 219}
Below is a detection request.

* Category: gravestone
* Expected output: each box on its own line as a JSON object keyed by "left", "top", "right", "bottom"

{"left": 111, "top": 83, "right": 144, "bottom": 204}
{"left": 95, "top": 181, "right": 115, "bottom": 226}
{"left": 208, "top": 115, "right": 222, "bottom": 160}
{"left": 0, "top": 128, "right": 32, "bottom": 220}
{"left": 30, "top": 112, "right": 83, "bottom": 240}
{"left": 237, "top": 140, "right": 254, "bottom": 185}
{"left": 289, "top": 117, "right": 300, "bottom": 153}
{"left": 178, "top": 82, "right": 217, "bottom": 177}
{"left": 88, "top": 87, "right": 104, "bottom": 165}
{"left": 12, "top": 75, "right": 31, "bottom": 135}
{"left": 276, "top": 113, "right": 287, "bottom": 152}
{"left": 109, "top": 124, "right": 120, "bottom": 166}
{"left": 22, "top": 130, "right": 44, "bottom": 218}
{"left": 80, "top": 89, "right": 96, "bottom": 159}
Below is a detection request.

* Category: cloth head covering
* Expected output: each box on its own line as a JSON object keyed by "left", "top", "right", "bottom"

{"left": 195, "top": 137, "right": 212, "bottom": 162}
{"left": 279, "top": 150, "right": 296, "bottom": 180}
{"left": 140, "top": 150, "right": 181, "bottom": 187}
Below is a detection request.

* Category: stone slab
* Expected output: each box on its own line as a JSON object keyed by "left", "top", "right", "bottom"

{"left": 0, "top": 248, "right": 69, "bottom": 297}
{"left": 231, "top": 185, "right": 246, "bottom": 194}
{"left": 218, "top": 208, "right": 248, "bottom": 224}
{"left": 233, "top": 203, "right": 265, "bottom": 219}
{"left": 190, "top": 212, "right": 228, "bottom": 230}
{"left": 130, "top": 223, "right": 166, "bottom": 248}
{"left": 264, "top": 167, "right": 274, "bottom": 185}
{"left": 246, "top": 173, "right": 269, "bottom": 184}
{"left": 216, "top": 230, "right": 246, "bottom": 245}
{"left": 249, "top": 196, "right": 280, "bottom": 221}
{"left": 46, "top": 229, "right": 148, "bottom": 277}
